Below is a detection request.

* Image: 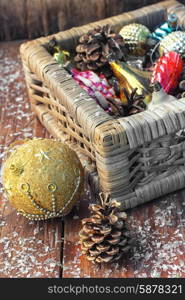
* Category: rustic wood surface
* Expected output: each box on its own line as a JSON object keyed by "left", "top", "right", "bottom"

{"left": 0, "top": 41, "right": 185, "bottom": 278}
{"left": 1, "top": 0, "right": 184, "bottom": 41}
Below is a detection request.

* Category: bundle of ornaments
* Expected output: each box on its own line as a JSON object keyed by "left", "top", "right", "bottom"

{"left": 48, "top": 13, "right": 185, "bottom": 115}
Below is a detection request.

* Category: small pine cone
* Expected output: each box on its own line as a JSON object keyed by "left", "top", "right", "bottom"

{"left": 128, "top": 98, "right": 146, "bottom": 115}
{"left": 75, "top": 24, "right": 126, "bottom": 72}
{"left": 79, "top": 193, "right": 133, "bottom": 263}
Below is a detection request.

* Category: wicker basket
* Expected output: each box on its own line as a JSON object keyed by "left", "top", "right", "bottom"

{"left": 21, "top": 0, "right": 185, "bottom": 210}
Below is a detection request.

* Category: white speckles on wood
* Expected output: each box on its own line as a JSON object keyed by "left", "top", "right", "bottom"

{"left": 63, "top": 188, "right": 185, "bottom": 278}
{"left": 0, "top": 41, "right": 62, "bottom": 278}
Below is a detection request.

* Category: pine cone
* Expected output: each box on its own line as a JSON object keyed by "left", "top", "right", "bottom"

{"left": 79, "top": 193, "right": 133, "bottom": 263}
{"left": 106, "top": 88, "right": 146, "bottom": 117}
{"left": 74, "top": 24, "right": 126, "bottom": 72}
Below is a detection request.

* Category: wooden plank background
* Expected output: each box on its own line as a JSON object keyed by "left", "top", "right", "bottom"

{"left": 0, "top": 40, "right": 185, "bottom": 278}
{"left": 1, "top": 0, "right": 185, "bottom": 41}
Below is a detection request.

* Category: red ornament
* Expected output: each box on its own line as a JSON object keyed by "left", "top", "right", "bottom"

{"left": 151, "top": 51, "right": 184, "bottom": 94}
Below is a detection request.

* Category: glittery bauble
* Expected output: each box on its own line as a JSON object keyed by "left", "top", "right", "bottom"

{"left": 151, "top": 51, "right": 184, "bottom": 94}
{"left": 159, "top": 31, "right": 185, "bottom": 56}
{"left": 2, "top": 139, "right": 84, "bottom": 220}
{"left": 119, "top": 23, "right": 151, "bottom": 56}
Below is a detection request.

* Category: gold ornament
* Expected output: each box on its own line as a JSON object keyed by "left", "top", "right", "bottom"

{"left": 2, "top": 139, "right": 84, "bottom": 220}
{"left": 109, "top": 61, "right": 152, "bottom": 104}
{"left": 119, "top": 23, "right": 151, "bottom": 56}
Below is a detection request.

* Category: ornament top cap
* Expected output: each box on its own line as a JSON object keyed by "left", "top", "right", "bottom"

{"left": 167, "top": 13, "right": 178, "bottom": 26}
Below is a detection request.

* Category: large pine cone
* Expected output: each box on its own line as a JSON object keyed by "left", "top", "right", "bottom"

{"left": 74, "top": 25, "right": 126, "bottom": 71}
{"left": 79, "top": 193, "right": 133, "bottom": 263}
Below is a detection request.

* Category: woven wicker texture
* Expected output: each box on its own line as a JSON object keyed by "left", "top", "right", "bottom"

{"left": 21, "top": 0, "right": 185, "bottom": 210}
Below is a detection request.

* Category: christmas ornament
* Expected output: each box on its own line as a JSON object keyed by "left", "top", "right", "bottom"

{"left": 119, "top": 23, "right": 151, "bottom": 56}
{"left": 159, "top": 31, "right": 185, "bottom": 56}
{"left": 110, "top": 61, "right": 152, "bottom": 104}
{"left": 149, "top": 13, "right": 178, "bottom": 41}
{"left": 177, "top": 79, "right": 185, "bottom": 98}
{"left": 148, "top": 82, "right": 177, "bottom": 110}
{"left": 74, "top": 24, "right": 126, "bottom": 72}
{"left": 151, "top": 51, "right": 184, "bottom": 94}
{"left": 126, "top": 55, "right": 146, "bottom": 70}
{"left": 179, "top": 80, "right": 185, "bottom": 91}
{"left": 54, "top": 49, "right": 70, "bottom": 66}
{"left": 79, "top": 193, "right": 133, "bottom": 263}
{"left": 175, "top": 76, "right": 185, "bottom": 98}
{"left": 2, "top": 139, "right": 84, "bottom": 220}
{"left": 71, "top": 69, "right": 115, "bottom": 112}
{"left": 48, "top": 37, "right": 70, "bottom": 66}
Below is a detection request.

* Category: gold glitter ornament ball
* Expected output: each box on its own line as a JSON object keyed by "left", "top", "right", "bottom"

{"left": 2, "top": 139, "right": 84, "bottom": 220}
{"left": 119, "top": 23, "right": 151, "bottom": 56}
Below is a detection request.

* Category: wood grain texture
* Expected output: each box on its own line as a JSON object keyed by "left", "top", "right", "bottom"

{"left": 0, "top": 41, "right": 185, "bottom": 278}
{"left": 1, "top": 0, "right": 183, "bottom": 41}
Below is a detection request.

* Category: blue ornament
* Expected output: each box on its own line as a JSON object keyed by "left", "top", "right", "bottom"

{"left": 150, "top": 14, "right": 179, "bottom": 41}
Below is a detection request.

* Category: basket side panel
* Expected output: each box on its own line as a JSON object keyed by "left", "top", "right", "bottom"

{"left": 94, "top": 103, "right": 185, "bottom": 209}
{"left": 94, "top": 120, "right": 138, "bottom": 197}
{"left": 94, "top": 119, "right": 185, "bottom": 210}
{"left": 21, "top": 62, "right": 96, "bottom": 159}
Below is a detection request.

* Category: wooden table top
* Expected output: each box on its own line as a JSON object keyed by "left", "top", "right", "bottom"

{"left": 0, "top": 40, "right": 185, "bottom": 278}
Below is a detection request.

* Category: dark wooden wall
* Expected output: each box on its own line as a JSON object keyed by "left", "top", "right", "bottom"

{"left": 0, "top": 0, "right": 184, "bottom": 41}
